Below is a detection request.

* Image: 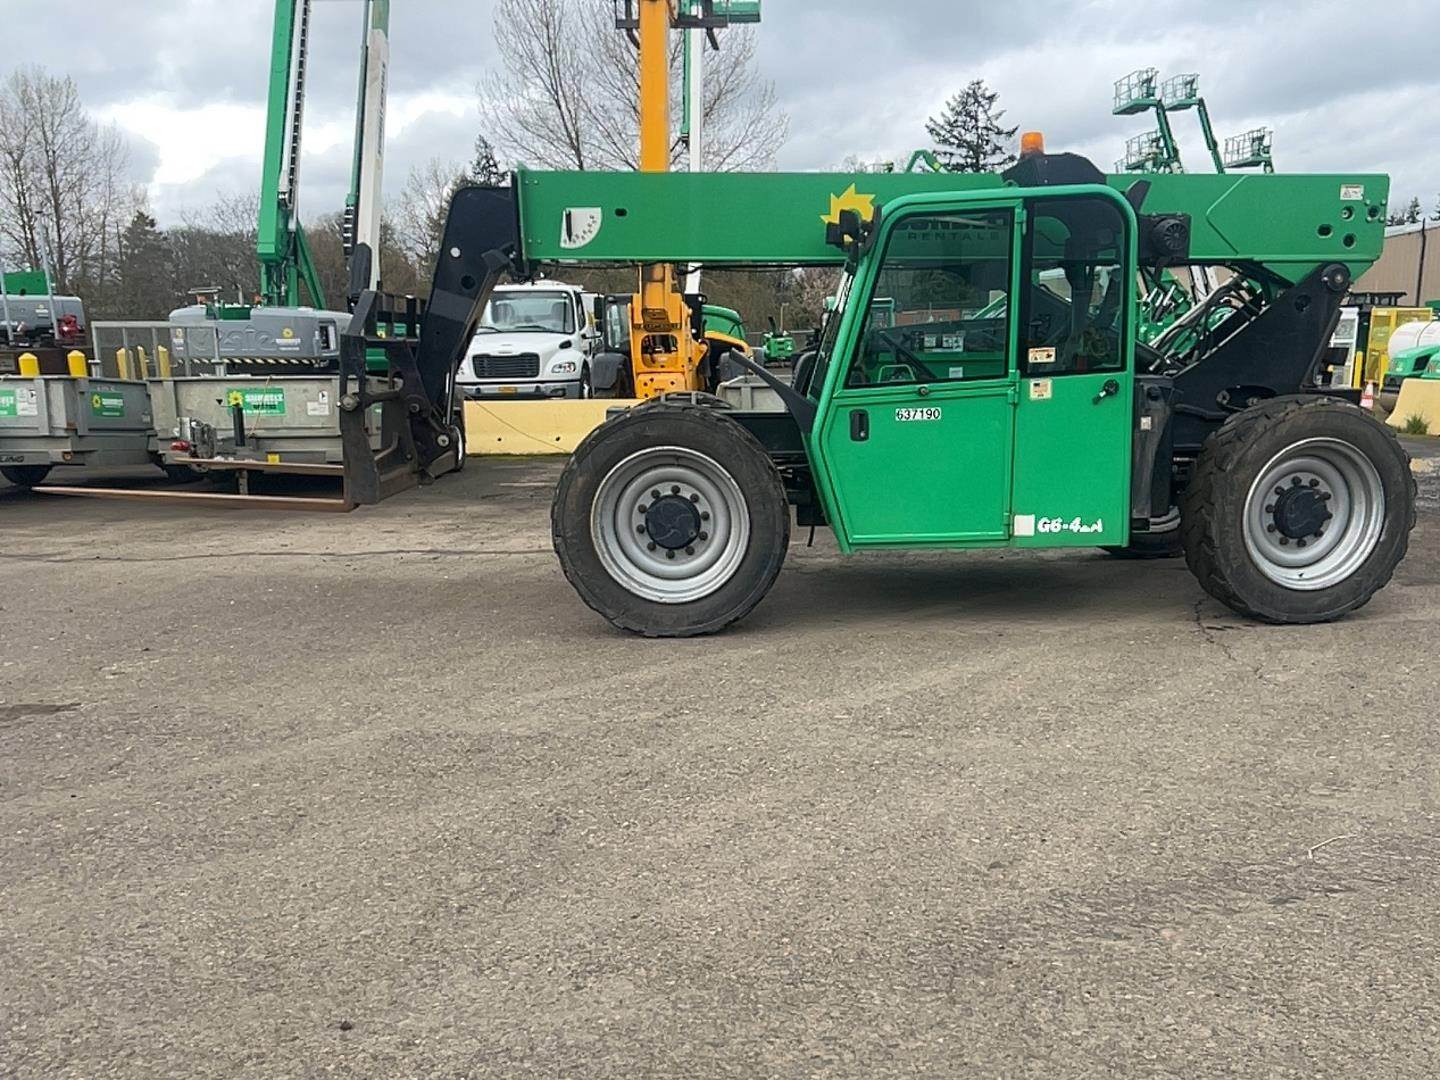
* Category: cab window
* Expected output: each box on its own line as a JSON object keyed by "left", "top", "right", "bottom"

{"left": 845, "top": 209, "right": 1013, "bottom": 388}
{"left": 1020, "top": 197, "right": 1128, "bottom": 376}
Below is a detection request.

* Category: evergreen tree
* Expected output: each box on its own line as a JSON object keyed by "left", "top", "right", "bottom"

{"left": 1405, "top": 196, "right": 1423, "bottom": 225}
{"left": 468, "top": 136, "right": 507, "bottom": 186}
{"left": 925, "top": 80, "right": 1017, "bottom": 173}
{"left": 116, "top": 210, "right": 169, "bottom": 319}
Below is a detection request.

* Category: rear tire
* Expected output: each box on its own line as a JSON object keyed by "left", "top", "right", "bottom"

{"left": 552, "top": 403, "right": 790, "bottom": 637}
{"left": 1, "top": 465, "right": 51, "bottom": 488}
{"left": 1181, "top": 397, "right": 1415, "bottom": 623}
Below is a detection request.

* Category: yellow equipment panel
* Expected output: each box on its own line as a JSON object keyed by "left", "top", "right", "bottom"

{"left": 1362, "top": 307, "right": 1432, "bottom": 386}
{"left": 463, "top": 400, "right": 639, "bottom": 455}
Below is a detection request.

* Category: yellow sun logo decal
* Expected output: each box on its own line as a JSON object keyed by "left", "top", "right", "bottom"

{"left": 822, "top": 183, "right": 877, "bottom": 226}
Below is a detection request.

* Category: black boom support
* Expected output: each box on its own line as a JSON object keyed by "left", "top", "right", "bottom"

{"left": 338, "top": 185, "right": 519, "bottom": 504}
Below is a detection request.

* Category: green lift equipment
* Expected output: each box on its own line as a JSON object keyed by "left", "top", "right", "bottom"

{"left": 338, "top": 140, "right": 1414, "bottom": 636}
{"left": 258, "top": 0, "right": 391, "bottom": 308}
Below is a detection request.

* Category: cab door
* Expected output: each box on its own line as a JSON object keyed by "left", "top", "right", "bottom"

{"left": 816, "top": 202, "right": 1020, "bottom": 547}
{"left": 1009, "top": 194, "right": 1135, "bottom": 549}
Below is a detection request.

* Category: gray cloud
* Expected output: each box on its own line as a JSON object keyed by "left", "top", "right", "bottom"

{"left": 3, "top": 0, "right": 1437, "bottom": 226}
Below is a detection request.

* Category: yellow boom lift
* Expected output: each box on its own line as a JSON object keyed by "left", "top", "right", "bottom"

{"left": 612, "top": 0, "right": 757, "bottom": 398}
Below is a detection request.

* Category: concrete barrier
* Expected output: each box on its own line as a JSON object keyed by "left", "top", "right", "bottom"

{"left": 463, "top": 399, "right": 640, "bottom": 455}
{"left": 1387, "top": 379, "right": 1440, "bottom": 434}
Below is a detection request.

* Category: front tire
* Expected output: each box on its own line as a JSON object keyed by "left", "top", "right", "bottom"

{"left": 2, "top": 465, "right": 51, "bottom": 488}
{"left": 1181, "top": 397, "right": 1415, "bottom": 623}
{"left": 552, "top": 404, "right": 790, "bottom": 637}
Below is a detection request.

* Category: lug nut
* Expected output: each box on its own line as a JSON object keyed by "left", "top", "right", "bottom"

{"left": 690, "top": 493, "right": 700, "bottom": 503}
{"left": 1320, "top": 492, "right": 1332, "bottom": 502}
{"left": 685, "top": 546, "right": 695, "bottom": 556}
{"left": 701, "top": 511, "right": 711, "bottom": 521}
{"left": 666, "top": 550, "right": 676, "bottom": 560}
{"left": 1297, "top": 539, "right": 1308, "bottom": 548}
{"left": 1279, "top": 537, "right": 1290, "bottom": 546}
{"left": 638, "top": 503, "right": 648, "bottom": 514}
{"left": 647, "top": 542, "right": 657, "bottom": 552}
{"left": 1291, "top": 476, "right": 1303, "bottom": 487}
{"left": 1266, "top": 524, "right": 1277, "bottom": 533}
{"left": 651, "top": 489, "right": 661, "bottom": 500}
{"left": 698, "top": 531, "right": 708, "bottom": 541}
{"left": 1265, "top": 504, "right": 1275, "bottom": 514}
{"left": 1315, "top": 530, "right": 1324, "bottom": 539}
{"left": 1309, "top": 478, "right": 1320, "bottom": 488}
{"left": 1275, "top": 486, "right": 1286, "bottom": 497}
{"left": 636, "top": 525, "right": 647, "bottom": 534}
{"left": 671, "top": 485, "right": 681, "bottom": 495}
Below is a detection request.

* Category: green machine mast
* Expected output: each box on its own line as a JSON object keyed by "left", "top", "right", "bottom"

{"left": 258, "top": 0, "right": 324, "bottom": 307}
{"left": 258, "top": 0, "right": 391, "bottom": 308}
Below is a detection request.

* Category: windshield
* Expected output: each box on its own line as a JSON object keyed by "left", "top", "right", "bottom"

{"left": 478, "top": 291, "right": 575, "bottom": 334}
{"left": 802, "top": 271, "right": 856, "bottom": 398}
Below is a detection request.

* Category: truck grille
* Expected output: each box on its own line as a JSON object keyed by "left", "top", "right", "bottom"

{"left": 473, "top": 353, "right": 540, "bottom": 380}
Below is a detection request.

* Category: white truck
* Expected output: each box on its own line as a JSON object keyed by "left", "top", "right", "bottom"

{"left": 454, "top": 282, "right": 600, "bottom": 400}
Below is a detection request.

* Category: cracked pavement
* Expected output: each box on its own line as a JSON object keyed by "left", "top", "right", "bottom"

{"left": 2, "top": 440, "right": 1439, "bottom": 1078}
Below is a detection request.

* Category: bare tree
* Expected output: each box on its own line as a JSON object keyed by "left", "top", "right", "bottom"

{"left": 0, "top": 67, "right": 136, "bottom": 292}
{"left": 393, "top": 158, "right": 469, "bottom": 280}
{"left": 172, "top": 192, "right": 263, "bottom": 303}
{"left": 479, "top": 0, "right": 787, "bottom": 172}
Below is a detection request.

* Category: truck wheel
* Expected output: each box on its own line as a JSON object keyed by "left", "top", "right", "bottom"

{"left": 1, "top": 465, "right": 51, "bottom": 488}
{"left": 553, "top": 404, "right": 790, "bottom": 637}
{"left": 1181, "top": 397, "right": 1416, "bottom": 623}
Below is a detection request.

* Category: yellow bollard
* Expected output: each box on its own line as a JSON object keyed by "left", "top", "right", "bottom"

{"left": 66, "top": 350, "right": 88, "bottom": 378}
{"left": 115, "top": 347, "right": 132, "bottom": 381}
{"left": 156, "top": 344, "right": 172, "bottom": 379}
{"left": 135, "top": 345, "right": 149, "bottom": 379}
{"left": 17, "top": 352, "right": 39, "bottom": 377}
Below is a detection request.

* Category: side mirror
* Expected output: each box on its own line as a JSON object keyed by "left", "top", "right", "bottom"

{"left": 826, "top": 208, "right": 870, "bottom": 252}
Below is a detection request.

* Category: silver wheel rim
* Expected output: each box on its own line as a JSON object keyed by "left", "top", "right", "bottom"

{"left": 1242, "top": 437, "right": 1385, "bottom": 591}
{"left": 590, "top": 446, "right": 750, "bottom": 604}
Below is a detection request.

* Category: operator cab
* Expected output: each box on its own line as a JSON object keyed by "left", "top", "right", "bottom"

{"left": 807, "top": 178, "right": 1138, "bottom": 550}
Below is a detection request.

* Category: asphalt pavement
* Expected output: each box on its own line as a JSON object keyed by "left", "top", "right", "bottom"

{"left": 2, "top": 440, "right": 1439, "bottom": 1078}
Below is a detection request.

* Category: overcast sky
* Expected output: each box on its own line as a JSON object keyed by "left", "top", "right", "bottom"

{"left": 4, "top": 0, "right": 1439, "bottom": 226}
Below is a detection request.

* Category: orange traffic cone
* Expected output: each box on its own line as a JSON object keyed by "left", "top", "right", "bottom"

{"left": 1360, "top": 381, "right": 1376, "bottom": 410}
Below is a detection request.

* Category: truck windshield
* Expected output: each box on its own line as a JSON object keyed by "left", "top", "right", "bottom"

{"left": 478, "top": 292, "right": 575, "bottom": 334}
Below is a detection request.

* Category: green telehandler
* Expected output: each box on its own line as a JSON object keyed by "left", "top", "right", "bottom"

{"left": 338, "top": 140, "right": 1415, "bottom": 637}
